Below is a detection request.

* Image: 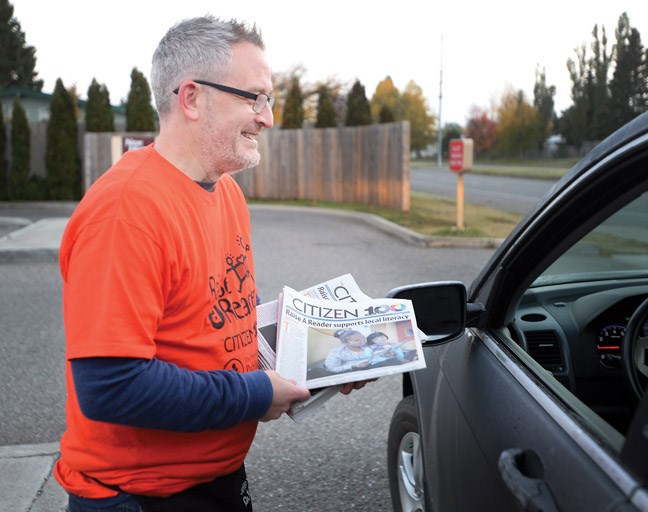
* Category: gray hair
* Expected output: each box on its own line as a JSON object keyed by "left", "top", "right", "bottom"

{"left": 151, "top": 15, "right": 264, "bottom": 116}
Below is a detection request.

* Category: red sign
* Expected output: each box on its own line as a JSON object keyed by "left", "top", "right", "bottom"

{"left": 122, "top": 136, "right": 155, "bottom": 153}
{"left": 449, "top": 139, "right": 466, "bottom": 172}
{"left": 449, "top": 139, "right": 473, "bottom": 172}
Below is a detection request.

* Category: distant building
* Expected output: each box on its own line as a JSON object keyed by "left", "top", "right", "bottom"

{"left": 0, "top": 87, "right": 126, "bottom": 128}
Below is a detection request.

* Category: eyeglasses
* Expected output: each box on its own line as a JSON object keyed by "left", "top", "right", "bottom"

{"left": 173, "top": 79, "right": 274, "bottom": 114}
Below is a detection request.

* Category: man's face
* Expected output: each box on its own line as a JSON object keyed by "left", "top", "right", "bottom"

{"left": 198, "top": 42, "right": 274, "bottom": 176}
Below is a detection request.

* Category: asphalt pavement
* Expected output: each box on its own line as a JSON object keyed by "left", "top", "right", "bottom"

{"left": 0, "top": 203, "right": 501, "bottom": 512}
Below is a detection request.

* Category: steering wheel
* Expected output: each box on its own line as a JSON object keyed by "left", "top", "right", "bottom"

{"left": 622, "top": 297, "right": 648, "bottom": 399}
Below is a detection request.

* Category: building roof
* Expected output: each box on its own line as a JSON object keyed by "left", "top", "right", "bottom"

{"left": 0, "top": 86, "right": 51, "bottom": 101}
{"left": 0, "top": 86, "right": 126, "bottom": 113}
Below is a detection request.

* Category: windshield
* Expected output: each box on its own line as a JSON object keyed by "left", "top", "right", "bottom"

{"left": 533, "top": 192, "right": 648, "bottom": 286}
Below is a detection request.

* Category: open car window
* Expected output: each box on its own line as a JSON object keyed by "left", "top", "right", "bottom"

{"left": 532, "top": 191, "right": 648, "bottom": 287}
{"left": 511, "top": 189, "right": 648, "bottom": 439}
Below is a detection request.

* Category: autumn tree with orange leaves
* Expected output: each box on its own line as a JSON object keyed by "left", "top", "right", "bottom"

{"left": 464, "top": 106, "right": 497, "bottom": 156}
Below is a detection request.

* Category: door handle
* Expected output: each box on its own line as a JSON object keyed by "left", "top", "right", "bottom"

{"left": 498, "top": 448, "right": 559, "bottom": 512}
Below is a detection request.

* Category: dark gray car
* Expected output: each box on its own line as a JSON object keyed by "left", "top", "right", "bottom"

{"left": 387, "top": 112, "right": 648, "bottom": 511}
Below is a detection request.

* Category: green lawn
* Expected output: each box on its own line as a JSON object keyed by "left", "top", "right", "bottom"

{"left": 252, "top": 159, "right": 578, "bottom": 240}
{"left": 252, "top": 192, "right": 523, "bottom": 240}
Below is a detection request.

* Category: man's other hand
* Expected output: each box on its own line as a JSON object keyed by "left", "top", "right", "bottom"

{"left": 340, "top": 379, "right": 377, "bottom": 395}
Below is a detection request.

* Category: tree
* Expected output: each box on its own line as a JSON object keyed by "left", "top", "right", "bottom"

{"left": 441, "top": 123, "right": 464, "bottom": 156}
{"left": 281, "top": 76, "right": 305, "bottom": 129}
{"left": 315, "top": 84, "right": 337, "bottom": 128}
{"left": 589, "top": 24, "right": 612, "bottom": 139}
{"left": 495, "top": 88, "right": 540, "bottom": 158}
{"left": 608, "top": 13, "right": 648, "bottom": 131}
{"left": 564, "top": 44, "right": 590, "bottom": 152}
{"left": 269, "top": 65, "right": 308, "bottom": 127}
{"left": 464, "top": 106, "right": 497, "bottom": 155}
{"left": 533, "top": 67, "right": 556, "bottom": 151}
{"left": 316, "top": 78, "right": 347, "bottom": 127}
{"left": 378, "top": 105, "right": 395, "bottom": 123}
{"left": 126, "top": 68, "right": 156, "bottom": 132}
{"left": 562, "top": 13, "right": 648, "bottom": 148}
{"left": 9, "top": 97, "right": 30, "bottom": 199}
{"left": 558, "top": 26, "right": 606, "bottom": 145}
{"left": 0, "top": 105, "right": 7, "bottom": 199}
{"left": 401, "top": 80, "right": 435, "bottom": 157}
{"left": 370, "top": 76, "right": 401, "bottom": 121}
{"left": 562, "top": 20, "right": 628, "bottom": 146}
{"left": 46, "top": 79, "right": 80, "bottom": 199}
{"left": 272, "top": 67, "right": 346, "bottom": 127}
{"left": 86, "top": 78, "right": 115, "bottom": 132}
{"left": 345, "top": 80, "right": 372, "bottom": 126}
{"left": 0, "top": 0, "right": 43, "bottom": 90}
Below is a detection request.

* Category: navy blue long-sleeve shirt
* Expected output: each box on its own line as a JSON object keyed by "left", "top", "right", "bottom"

{"left": 71, "top": 357, "right": 273, "bottom": 431}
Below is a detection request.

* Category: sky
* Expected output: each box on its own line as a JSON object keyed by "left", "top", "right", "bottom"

{"left": 11, "top": 0, "right": 648, "bottom": 126}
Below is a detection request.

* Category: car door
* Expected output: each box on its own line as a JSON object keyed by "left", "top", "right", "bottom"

{"left": 412, "top": 114, "right": 648, "bottom": 511}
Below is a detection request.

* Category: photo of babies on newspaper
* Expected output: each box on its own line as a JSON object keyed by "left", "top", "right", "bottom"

{"left": 306, "top": 323, "right": 419, "bottom": 383}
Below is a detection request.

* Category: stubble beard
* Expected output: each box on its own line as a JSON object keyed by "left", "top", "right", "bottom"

{"left": 200, "top": 126, "right": 261, "bottom": 177}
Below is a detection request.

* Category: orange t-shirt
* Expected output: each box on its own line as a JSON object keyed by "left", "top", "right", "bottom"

{"left": 55, "top": 145, "right": 261, "bottom": 497}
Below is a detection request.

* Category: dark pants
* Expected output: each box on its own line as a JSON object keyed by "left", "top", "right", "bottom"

{"left": 67, "top": 465, "right": 253, "bottom": 512}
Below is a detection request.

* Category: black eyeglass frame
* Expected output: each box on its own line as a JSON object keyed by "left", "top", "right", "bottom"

{"left": 173, "top": 79, "right": 274, "bottom": 113}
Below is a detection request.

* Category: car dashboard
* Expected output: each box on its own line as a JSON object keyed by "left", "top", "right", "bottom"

{"left": 510, "top": 278, "right": 648, "bottom": 433}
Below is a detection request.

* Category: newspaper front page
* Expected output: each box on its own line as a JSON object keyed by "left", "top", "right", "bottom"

{"left": 275, "top": 285, "right": 426, "bottom": 390}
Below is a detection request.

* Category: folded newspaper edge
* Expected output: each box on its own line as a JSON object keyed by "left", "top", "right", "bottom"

{"left": 275, "top": 285, "right": 426, "bottom": 392}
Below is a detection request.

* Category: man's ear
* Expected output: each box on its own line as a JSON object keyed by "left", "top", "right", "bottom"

{"left": 176, "top": 83, "right": 200, "bottom": 121}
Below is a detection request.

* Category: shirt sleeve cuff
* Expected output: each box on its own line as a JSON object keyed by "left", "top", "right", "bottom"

{"left": 241, "top": 370, "right": 273, "bottom": 420}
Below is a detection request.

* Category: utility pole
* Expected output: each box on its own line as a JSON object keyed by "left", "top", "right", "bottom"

{"left": 436, "top": 36, "right": 443, "bottom": 168}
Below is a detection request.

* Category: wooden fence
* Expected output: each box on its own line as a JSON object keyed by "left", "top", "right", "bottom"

{"left": 83, "top": 121, "right": 410, "bottom": 211}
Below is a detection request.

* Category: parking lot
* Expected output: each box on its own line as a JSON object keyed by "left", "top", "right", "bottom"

{"left": 0, "top": 204, "right": 496, "bottom": 510}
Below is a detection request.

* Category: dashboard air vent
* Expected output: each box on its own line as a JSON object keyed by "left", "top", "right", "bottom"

{"left": 521, "top": 313, "right": 547, "bottom": 322}
{"left": 524, "top": 330, "right": 563, "bottom": 372}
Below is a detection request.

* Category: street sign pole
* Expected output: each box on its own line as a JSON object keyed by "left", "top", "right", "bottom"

{"left": 456, "top": 172, "right": 465, "bottom": 230}
{"left": 449, "top": 138, "right": 474, "bottom": 231}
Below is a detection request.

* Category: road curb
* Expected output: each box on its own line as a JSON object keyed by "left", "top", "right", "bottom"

{"left": 0, "top": 442, "right": 67, "bottom": 512}
{"left": 0, "top": 218, "right": 69, "bottom": 262}
{"left": 0, "top": 216, "right": 32, "bottom": 227}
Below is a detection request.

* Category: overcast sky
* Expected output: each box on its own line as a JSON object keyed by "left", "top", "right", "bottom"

{"left": 11, "top": 0, "right": 648, "bottom": 125}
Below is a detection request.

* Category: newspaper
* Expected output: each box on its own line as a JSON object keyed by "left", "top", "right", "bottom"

{"left": 275, "top": 284, "right": 426, "bottom": 391}
{"left": 256, "top": 274, "right": 374, "bottom": 422}
{"left": 256, "top": 274, "right": 370, "bottom": 372}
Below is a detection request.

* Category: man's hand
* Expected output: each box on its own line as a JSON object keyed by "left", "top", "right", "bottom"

{"left": 261, "top": 370, "right": 311, "bottom": 421}
{"left": 339, "top": 378, "right": 377, "bottom": 395}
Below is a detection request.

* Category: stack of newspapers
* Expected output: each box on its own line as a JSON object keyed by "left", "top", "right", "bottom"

{"left": 256, "top": 274, "right": 426, "bottom": 422}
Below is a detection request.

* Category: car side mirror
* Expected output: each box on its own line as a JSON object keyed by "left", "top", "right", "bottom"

{"left": 386, "top": 281, "right": 467, "bottom": 345}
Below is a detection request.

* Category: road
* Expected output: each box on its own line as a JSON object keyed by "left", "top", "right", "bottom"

{"left": 411, "top": 166, "right": 557, "bottom": 215}
{"left": 0, "top": 205, "right": 496, "bottom": 511}
{"left": 0, "top": 168, "right": 548, "bottom": 510}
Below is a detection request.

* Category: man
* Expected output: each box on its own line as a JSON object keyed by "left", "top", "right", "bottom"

{"left": 55, "top": 16, "right": 314, "bottom": 511}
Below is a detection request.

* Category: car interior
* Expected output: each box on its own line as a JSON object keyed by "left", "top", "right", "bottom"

{"left": 507, "top": 190, "right": 648, "bottom": 435}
